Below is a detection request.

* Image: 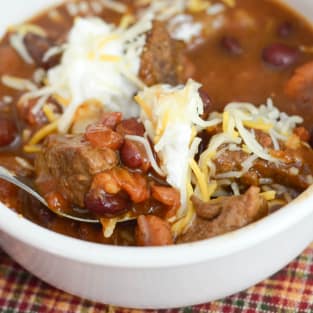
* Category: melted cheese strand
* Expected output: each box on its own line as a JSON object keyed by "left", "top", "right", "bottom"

{"left": 28, "top": 121, "right": 58, "bottom": 145}
{"left": 172, "top": 182, "right": 195, "bottom": 237}
{"left": 189, "top": 158, "right": 209, "bottom": 201}
{"left": 2, "top": 75, "right": 37, "bottom": 91}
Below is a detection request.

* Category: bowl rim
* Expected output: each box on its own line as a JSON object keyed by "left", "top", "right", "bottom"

{"left": 0, "top": 185, "right": 312, "bottom": 268}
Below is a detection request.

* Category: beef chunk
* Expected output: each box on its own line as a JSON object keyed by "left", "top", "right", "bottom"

{"left": 178, "top": 187, "right": 268, "bottom": 243}
{"left": 214, "top": 140, "right": 313, "bottom": 191}
{"left": 35, "top": 134, "right": 118, "bottom": 207}
{"left": 24, "top": 33, "right": 61, "bottom": 69}
{"left": 139, "top": 21, "right": 193, "bottom": 86}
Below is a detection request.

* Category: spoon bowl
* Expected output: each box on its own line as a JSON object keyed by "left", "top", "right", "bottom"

{"left": 0, "top": 166, "right": 99, "bottom": 224}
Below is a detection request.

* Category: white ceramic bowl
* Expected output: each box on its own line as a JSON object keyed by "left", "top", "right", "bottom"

{"left": 0, "top": 0, "right": 313, "bottom": 309}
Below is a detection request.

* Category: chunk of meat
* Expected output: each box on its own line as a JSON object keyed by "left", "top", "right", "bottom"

{"left": 35, "top": 134, "right": 118, "bottom": 207}
{"left": 24, "top": 33, "right": 61, "bottom": 69}
{"left": 139, "top": 21, "right": 193, "bottom": 86}
{"left": 151, "top": 185, "right": 180, "bottom": 215}
{"left": 136, "top": 215, "right": 173, "bottom": 246}
{"left": 178, "top": 187, "right": 268, "bottom": 243}
{"left": 253, "top": 146, "right": 313, "bottom": 190}
{"left": 191, "top": 195, "right": 221, "bottom": 220}
{"left": 284, "top": 61, "right": 313, "bottom": 103}
{"left": 214, "top": 139, "right": 313, "bottom": 191}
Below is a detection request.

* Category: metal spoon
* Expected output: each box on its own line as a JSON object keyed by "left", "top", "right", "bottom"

{"left": 0, "top": 166, "right": 99, "bottom": 224}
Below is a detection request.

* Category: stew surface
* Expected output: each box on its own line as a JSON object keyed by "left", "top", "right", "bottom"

{"left": 0, "top": 0, "right": 313, "bottom": 246}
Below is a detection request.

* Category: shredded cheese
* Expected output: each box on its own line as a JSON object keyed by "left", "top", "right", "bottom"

{"left": 43, "top": 105, "right": 57, "bottom": 122}
{"left": 172, "top": 182, "right": 195, "bottom": 237}
{"left": 119, "top": 14, "right": 136, "bottom": 29}
{"left": 9, "top": 23, "right": 46, "bottom": 36}
{"left": 100, "top": 218, "right": 118, "bottom": 238}
{"left": 23, "top": 145, "right": 42, "bottom": 153}
{"left": 243, "top": 118, "right": 273, "bottom": 132}
{"left": 187, "top": 0, "right": 210, "bottom": 12}
{"left": 99, "top": 54, "right": 122, "bottom": 62}
{"left": 41, "top": 16, "right": 152, "bottom": 133}
{"left": 28, "top": 121, "right": 58, "bottom": 145}
{"left": 189, "top": 158, "right": 209, "bottom": 201}
{"left": 43, "top": 45, "right": 66, "bottom": 63}
{"left": 100, "top": 212, "right": 136, "bottom": 238}
{"left": 221, "top": 0, "right": 236, "bottom": 7}
{"left": 10, "top": 33, "right": 34, "bottom": 64}
{"left": 2, "top": 75, "right": 37, "bottom": 91}
{"left": 261, "top": 190, "right": 276, "bottom": 201}
{"left": 100, "top": 0, "right": 128, "bottom": 13}
{"left": 137, "top": 80, "right": 217, "bottom": 219}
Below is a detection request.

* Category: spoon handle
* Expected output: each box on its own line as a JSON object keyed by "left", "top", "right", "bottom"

{"left": 0, "top": 166, "right": 100, "bottom": 224}
{"left": 0, "top": 166, "right": 48, "bottom": 206}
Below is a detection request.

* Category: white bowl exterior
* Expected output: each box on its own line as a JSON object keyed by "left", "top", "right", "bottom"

{"left": 0, "top": 0, "right": 313, "bottom": 309}
{"left": 1, "top": 201, "right": 313, "bottom": 309}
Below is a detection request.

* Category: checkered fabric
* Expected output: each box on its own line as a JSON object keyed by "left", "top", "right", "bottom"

{"left": 0, "top": 244, "right": 313, "bottom": 313}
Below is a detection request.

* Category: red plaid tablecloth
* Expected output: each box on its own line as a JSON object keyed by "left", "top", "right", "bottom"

{"left": 0, "top": 244, "right": 313, "bottom": 313}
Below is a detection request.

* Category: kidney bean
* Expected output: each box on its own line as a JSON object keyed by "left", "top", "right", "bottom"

{"left": 99, "top": 112, "right": 122, "bottom": 130}
{"left": 84, "top": 189, "right": 130, "bottom": 217}
{"left": 85, "top": 125, "right": 123, "bottom": 150}
{"left": 262, "top": 43, "right": 299, "bottom": 67}
{"left": 196, "top": 130, "right": 211, "bottom": 160}
{"left": 135, "top": 215, "right": 173, "bottom": 246}
{"left": 277, "top": 21, "right": 293, "bottom": 38}
{"left": 24, "top": 33, "right": 61, "bottom": 69}
{"left": 221, "top": 36, "right": 243, "bottom": 55}
{"left": 120, "top": 140, "right": 143, "bottom": 169}
{"left": 199, "top": 89, "right": 212, "bottom": 120}
{"left": 17, "top": 97, "right": 49, "bottom": 126}
{"left": 116, "top": 118, "right": 145, "bottom": 136}
{"left": 120, "top": 140, "right": 150, "bottom": 171}
{"left": 0, "top": 117, "right": 17, "bottom": 147}
{"left": 151, "top": 185, "right": 180, "bottom": 209}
